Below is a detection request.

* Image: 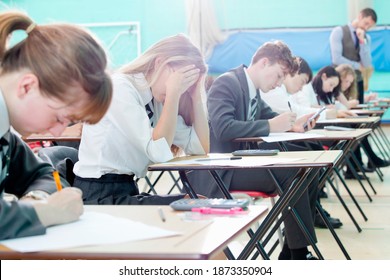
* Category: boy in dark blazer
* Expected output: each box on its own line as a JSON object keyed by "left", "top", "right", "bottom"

{"left": 190, "top": 41, "right": 319, "bottom": 260}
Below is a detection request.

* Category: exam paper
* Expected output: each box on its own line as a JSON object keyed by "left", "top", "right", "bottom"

{"left": 261, "top": 132, "right": 324, "bottom": 143}
{"left": 1, "top": 212, "right": 180, "bottom": 252}
{"left": 163, "top": 154, "right": 303, "bottom": 167}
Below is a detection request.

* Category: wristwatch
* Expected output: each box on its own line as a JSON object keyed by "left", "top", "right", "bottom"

{"left": 22, "top": 190, "right": 50, "bottom": 201}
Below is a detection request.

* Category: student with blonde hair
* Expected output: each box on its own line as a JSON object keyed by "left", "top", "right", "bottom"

{"left": 335, "top": 64, "right": 390, "bottom": 175}
{"left": 335, "top": 64, "right": 359, "bottom": 108}
{"left": 74, "top": 34, "right": 209, "bottom": 204}
{"left": 0, "top": 11, "right": 112, "bottom": 240}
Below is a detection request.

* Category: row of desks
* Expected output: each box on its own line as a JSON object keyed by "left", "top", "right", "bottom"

{"left": 3, "top": 109, "right": 386, "bottom": 259}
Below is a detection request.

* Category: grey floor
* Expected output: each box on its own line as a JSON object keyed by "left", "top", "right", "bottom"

{"left": 139, "top": 126, "right": 390, "bottom": 260}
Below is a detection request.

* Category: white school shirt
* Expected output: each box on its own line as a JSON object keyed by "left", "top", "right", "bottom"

{"left": 291, "top": 83, "right": 327, "bottom": 120}
{"left": 73, "top": 73, "right": 205, "bottom": 179}
{"left": 261, "top": 84, "right": 318, "bottom": 118}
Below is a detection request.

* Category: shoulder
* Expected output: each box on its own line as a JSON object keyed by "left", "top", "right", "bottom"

{"left": 331, "top": 26, "right": 343, "bottom": 36}
{"left": 111, "top": 73, "right": 143, "bottom": 103}
{"left": 112, "top": 73, "right": 137, "bottom": 91}
{"left": 212, "top": 67, "right": 244, "bottom": 89}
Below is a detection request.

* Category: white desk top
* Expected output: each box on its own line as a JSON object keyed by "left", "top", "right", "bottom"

{"left": 0, "top": 205, "right": 268, "bottom": 260}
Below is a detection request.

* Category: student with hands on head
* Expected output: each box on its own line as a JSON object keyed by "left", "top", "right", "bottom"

{"left": 73, "top": 34, "right": 209, "bottom": 205}
{"left": 0, "top": 10, "right": 113, "bottom": 240}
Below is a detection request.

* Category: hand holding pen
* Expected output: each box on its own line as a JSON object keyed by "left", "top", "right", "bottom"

{"left": 31, "top": 171, "right": 84, "bottom": 227}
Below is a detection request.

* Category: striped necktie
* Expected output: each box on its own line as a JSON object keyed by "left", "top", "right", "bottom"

{"left": 248, "top": 95, "right": 258, "bottom": 121}
{"left": 145, "top": 102, "right": 154, "bottom": 126}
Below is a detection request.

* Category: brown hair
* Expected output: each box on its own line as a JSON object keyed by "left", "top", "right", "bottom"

{"left": 250, "top": 40, "right": 298, "bottom": 75}
{"left": 0, "top": 11, "right": 112, "bottom": 124}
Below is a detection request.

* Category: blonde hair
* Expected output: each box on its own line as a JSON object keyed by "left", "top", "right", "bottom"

{"left": 335, "top": 64, "right": 357, "bottom": 100}
{"left": 120, "top": 34, "right": 207, "bottom": 126}
{"left": 0, "top": 11, "right": 112, "bottom": 124}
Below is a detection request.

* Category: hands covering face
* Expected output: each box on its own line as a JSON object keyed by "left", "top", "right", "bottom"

{"left": 165, "top": 65, "right": 201, "bottom": 99}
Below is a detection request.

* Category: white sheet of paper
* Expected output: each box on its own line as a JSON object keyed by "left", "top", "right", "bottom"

{"left": 164, "top": 154, "right": 303, "bottom": 167}
{"left": 1, "top": 212, "right": 180, "bottom": 252}
{"left": 261, "top": 132, "right": 324, "bottom": 143}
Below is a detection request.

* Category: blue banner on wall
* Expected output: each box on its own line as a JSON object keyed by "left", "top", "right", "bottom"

{"left": 207, "top": 27, "right": 390, "bottom": 74}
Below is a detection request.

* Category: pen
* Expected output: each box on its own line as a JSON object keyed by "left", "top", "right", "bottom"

{"left": 196, "top": 156, "right": 242, "bottom": 162}
{"left": 158, "top": 207, "right": 166, "bottom": 222}
{"left": 288, "top": 101, "right": 292, "bottom": 112}
{"left": 52, "top": 170, "right": 62, "bottom": 191}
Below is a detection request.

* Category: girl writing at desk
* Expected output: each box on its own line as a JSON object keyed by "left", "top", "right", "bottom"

{"left": 0, "top": 11, "right": 112, "bottom": 240}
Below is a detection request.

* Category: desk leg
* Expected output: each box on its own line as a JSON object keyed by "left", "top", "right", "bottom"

{"left": 237, "top": 168, "right": 322, "bottom": 260}
{"left": 333, "top": 167, "right": 368, "bottom": 221}
{"left": 326, "top": 175, "right": 362, "bottom": 232}
{"left": 344, "top": 156, "right": 373, "bottom": 202}
{"left": 209, "top": 170, "right": 234, "bottom": 199}
{"left": 178, "top": 170, "right": 199, "bottom": 198}
{"left": 208, "top": 170, "right": 270, "bottom": 260}
{"left": 347, "top": 151, "right": 376, "bottom": 197}
{"left": 315, "top": 201, "right": 351, "bottom": 259}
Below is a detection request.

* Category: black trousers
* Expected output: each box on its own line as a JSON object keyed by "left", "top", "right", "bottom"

{"left": 74, "top": 174, "right": 184, "bottom": 205}
{"left": 188, "top": 141, "right": 319, "bottom": 249}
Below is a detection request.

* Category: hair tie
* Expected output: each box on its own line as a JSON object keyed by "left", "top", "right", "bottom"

{"left": 26, "top": 23, "right": 37, "bottom": 34}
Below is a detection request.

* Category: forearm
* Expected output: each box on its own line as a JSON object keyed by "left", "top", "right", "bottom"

{"left": 152, "top": 95, "right": 180, "bottom": 146}
{"left": 359, "top": 44, "right": 372, "bottom": 68}
{"left": 192, "top": 99, "right": 209, "bottom": 153}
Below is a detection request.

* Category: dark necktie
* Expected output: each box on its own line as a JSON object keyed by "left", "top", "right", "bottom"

{"left": 248, "top": 95, "right": 258, "bottom": 121}
{"left": 353, "top": 31, "right": 359, "bottom": 49}
{"left": 0, "top": 132, "right": 10, "bottom": 183}
{"left": 145, "top": 102, "right": 154, "bottom": 126}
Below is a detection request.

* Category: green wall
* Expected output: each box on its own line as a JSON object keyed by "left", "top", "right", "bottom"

{"left": 214, "top": 0, "right": 347, "bottom": 29}
{"left": 1, "top": 0, "right": 389, "bottom": 68}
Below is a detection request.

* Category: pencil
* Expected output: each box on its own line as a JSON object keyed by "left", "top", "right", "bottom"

{"left": 196, "top": 156, "right": 242, "bottom": 162}
{"left": 52, "top": 170, "right": 62, "bottom": 191}
{"left": 158, "top": 207, "right": 166, "bottom": 222}
{"left": 288, "top": 101, "right": 292, "bottom": 112}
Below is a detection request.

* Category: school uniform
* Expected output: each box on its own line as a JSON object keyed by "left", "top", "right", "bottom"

{"left": 0, "top": 91, "right": 64, "bottom": 240}
{"left": 261, "top": 84, "right": 318, "bottom": 117}
{"left": 187, "top": 65, "right": 318, "bottom": 249}
{"left": 74, "top": 73, "right": 205, "bottom": 205}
